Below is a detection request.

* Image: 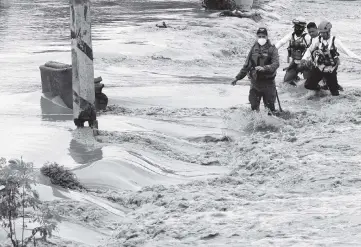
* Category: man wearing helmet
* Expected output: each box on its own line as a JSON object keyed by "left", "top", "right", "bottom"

{"left": 275, "top": 17, "right": 312, "bottom": 86}
{"left": 305, "top": 22, "right": 343, "bottom": 91}
{"left": 231, "top": 27, "right": 280, "bottom": 114}
{"left": 302, "top": 20, "right": 361, "bottom": 96}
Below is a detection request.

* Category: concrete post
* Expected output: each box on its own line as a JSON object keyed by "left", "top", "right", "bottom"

{"left": 70, "top": 0, "right": 98, "bottom": 130}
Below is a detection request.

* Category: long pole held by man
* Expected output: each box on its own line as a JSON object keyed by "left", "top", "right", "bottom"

{"left": 70, "top": 0, "right": 98, "bottom": 131}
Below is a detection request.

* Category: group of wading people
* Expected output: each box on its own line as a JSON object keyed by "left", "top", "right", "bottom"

{"left": 231, "top": 17, "right": 361, "bottom": 115}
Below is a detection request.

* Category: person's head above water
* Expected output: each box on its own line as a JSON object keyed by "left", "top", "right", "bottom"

{"left": 292, "top": 16, "right": 307, "bottom": 36}
{"left": 256, "top": 27, "right": 268, "bottom": 46}
{"left": 318, "top": 20, "right": 332, "bottom": 40}
{"left": 307, "top": 22, "right": 318, "bottom": 38}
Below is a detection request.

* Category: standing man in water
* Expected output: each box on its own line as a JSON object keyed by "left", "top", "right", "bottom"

{"left": 302, "top": 20, "right": 361, "bottom": 96}
{"left": 275, "top": 17, "right": 312, "bottom": 86}
{"left": 231, "top": 27, "right": 280, "bottom": 114}
{"left": 305, "top": 21, "right": 344, "bottom": 91}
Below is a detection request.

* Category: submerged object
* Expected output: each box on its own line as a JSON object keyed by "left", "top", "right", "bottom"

{"left": 234, "top": 0, "right": 253, "bottom": 11}
{"left": 253, "top": 0, "right": 263, "bottom": 8}
{"left": 39, "top": 61, "right": 73, "bottom": 108}
{"left": 94, "top": 76, "right": 108, "bottom": 111}
{"left": 156, "top": 21, "right": 167, "bottom": 28}
{"left": 39, "top": 61, "right": 108, "bottom": 111}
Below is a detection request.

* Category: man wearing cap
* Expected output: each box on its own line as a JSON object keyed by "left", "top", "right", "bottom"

{"left": 275, "top": 17, "right": 312, "bottom": 86}
{"left": 231, "top": 27, "right": 280, "bottom": 114}
{"left": 301, "top": 20, "right": 361, "bottom": 96}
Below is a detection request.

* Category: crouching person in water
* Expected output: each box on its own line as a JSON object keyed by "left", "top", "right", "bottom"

{"left": 301, "top": 20, "right": 361, "bottom": 96}
{"left": 232, "top": 27, "right": 280, "bottom": 114}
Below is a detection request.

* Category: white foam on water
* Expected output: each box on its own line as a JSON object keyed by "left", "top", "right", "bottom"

{"left": 1, "top": 0, "right": 361, "bottom": 246}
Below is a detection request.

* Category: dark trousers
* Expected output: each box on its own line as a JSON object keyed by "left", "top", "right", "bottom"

{"left": 249, "top": 86, "right": 276, "bottom": 112}
{"left": 284, "top": 62, "right": 311, "bottom": 83}
{"left": 304, "top": 67, "right": 339, "bottom": 96}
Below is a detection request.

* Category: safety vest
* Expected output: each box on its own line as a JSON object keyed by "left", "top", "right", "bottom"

{"left": 288, "top": 33, "right": 309, "bottom": 62}
{"left": 247, "top": 42, "right": 277, "bottom": 80}
{"left": 314, "top": 36, "right": 340, "bottom": 67}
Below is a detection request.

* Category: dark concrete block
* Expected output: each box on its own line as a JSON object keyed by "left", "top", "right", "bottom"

{"left": 39, "top": 61, "right": 72, "bottom": 108}
{"left": 95, "top": 92, "right": 108, "bottom": 111}
{"left": 40, "top": 61, "right": 108, "bottom": 111}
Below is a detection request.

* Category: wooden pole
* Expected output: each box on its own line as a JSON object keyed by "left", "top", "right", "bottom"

{"left": 70, "top": 0, "right": 98, "bottom": 130}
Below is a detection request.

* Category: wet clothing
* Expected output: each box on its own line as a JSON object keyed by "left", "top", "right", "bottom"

{"left": 236, "top": 40, "right": 279, "bottom": 111}
{"left": 283, "top": 60, "right": 312, "bottom": 84}
{"left": 276, "top": 31, "right": 312, "bottom": 61}
{"left": 303, "top": 35, "right": 361, "bottom": 95}
{"left": 249, "top": 86, "right": 276, "bottom": 111}
{"left": 312, "top": 36, "right": 340, "bottom": 72}
{"left": 302, "top": 36, "right": 361, "bottom": 60}
{"left": 306, "top": 38, "right": 339, "bottom": 89}
{"left": 289, "top": 33, "right": 309, "bottom": 62}
{"left": 305, "top": 67, "right": 339, "bottom": 95}
{"left": 276, "top": 31, "right": 312, "bottom": 83}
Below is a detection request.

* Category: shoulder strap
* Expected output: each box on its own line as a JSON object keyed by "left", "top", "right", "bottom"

{"left": 292, "top": 32, "right": 306, "bottom": 40}
{"left": 291, "top": 32, "right": 295, "bottom": 41}
{"left": 318, "top": 36, "right": 323, "bottom": 49}
{"left": 302, "top": 33, "right": 308, "bottom": 46}
{"left": 332, "top": 36, "right": 336, "bottom": 49}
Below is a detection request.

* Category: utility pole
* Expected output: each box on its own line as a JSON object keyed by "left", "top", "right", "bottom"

{"left": 70, "top": 0, "right": 98, "bottom": 131}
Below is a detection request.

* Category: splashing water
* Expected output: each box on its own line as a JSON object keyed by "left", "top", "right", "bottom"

{"left": 224, "top": 107, "right": 284, "bottom": 140}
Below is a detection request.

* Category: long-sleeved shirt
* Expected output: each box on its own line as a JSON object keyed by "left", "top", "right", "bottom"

{"left": 275, "top": 31, "right": 312, "bottom": 50}
{"left": 236, "top": 41, "right": 279, "bottom": 89}
{"left": 302, "top": 35, "right": 361, "bottom": 73}
{"left": 303, "top": 36, "right": 361, "bottom": 61}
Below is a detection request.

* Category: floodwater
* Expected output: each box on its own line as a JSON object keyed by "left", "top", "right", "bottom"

{"left": 0, "top": 0, "right": 238, "bottom": 187}
{"left": 0, "top": 0, "right": 361, "bottom": 183}
{"left": 2, "top": 0, "right": 361, "bottom": 246}
{"left": 0, "top": 0, "right": 209, "bottom": 94}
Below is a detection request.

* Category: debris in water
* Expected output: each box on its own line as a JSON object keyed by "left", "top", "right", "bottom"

{"left": 156, "top": 21, "right": 167, "bottom": 28}
{"left": 201, "top": 232, "right": 220, "bottom": 240}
